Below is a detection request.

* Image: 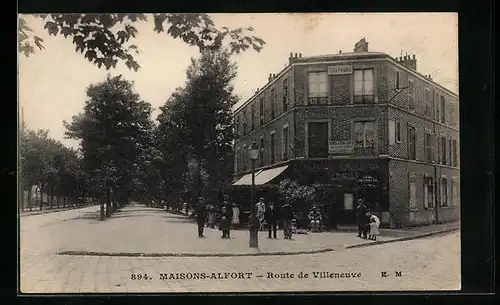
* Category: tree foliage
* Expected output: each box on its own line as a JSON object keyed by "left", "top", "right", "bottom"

{"left": 18, "top": 13, "right": 266, "bottom": 71}
{"left": 153, "top": 50, "right": 238, "bottom": 203}
{"left": 64, "top": 74, "right": 154, "bottom": 201}
{"left": 20, "top": 127, "right": 86, "bottom": 201}
{"left": 277, "top": 179, "right": 320, "bottom": 209}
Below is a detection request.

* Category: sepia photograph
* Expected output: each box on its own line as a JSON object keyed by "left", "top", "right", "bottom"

{"left": 18, "top": 13, "right": 460, "bottom": 293}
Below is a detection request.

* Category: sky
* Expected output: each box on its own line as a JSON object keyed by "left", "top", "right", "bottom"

{"left": 18, "top": 13, "right": 458, "bottom": 149}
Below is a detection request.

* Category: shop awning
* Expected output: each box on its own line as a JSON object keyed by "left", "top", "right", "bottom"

{"left": 254, "top": 165, "right": 289, "bottom": 185}
{"left": 232, "top": 170, "right": 263, "bottom": 186}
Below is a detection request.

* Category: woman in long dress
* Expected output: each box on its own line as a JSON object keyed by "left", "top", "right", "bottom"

{"left": 369, "top": 214, "right": 380, "bottom": 241}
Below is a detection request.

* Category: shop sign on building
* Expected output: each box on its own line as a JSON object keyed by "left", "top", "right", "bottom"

{"left": 328, "top": 65, "right": 353, "bottom": 75}
{"left": 328, "top": 140, "right": 354, "bottom": 154}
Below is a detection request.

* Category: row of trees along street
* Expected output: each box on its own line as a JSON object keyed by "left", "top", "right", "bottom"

{"left": 19, "top": 14, "right": 264, "bottom": 219}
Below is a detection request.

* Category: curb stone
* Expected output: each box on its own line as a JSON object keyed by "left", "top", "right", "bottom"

{"left": 344, "top": 227, "right": 459, "bottom": 249}
{"left": 57, "top": 247, "right": 335, "bottom": 258}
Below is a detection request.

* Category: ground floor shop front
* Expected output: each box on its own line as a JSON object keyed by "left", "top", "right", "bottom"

{"left": 230, "top": 157, "right": 459, "bottom": 228}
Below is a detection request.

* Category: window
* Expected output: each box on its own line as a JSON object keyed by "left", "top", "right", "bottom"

{"left": 396, "top": 71, "right": 400, "bottom": 89}
{"left": 235, "top": 147, "right": 240, "bottom": 172}
{"left": 439, "top": 135, "right": 447, "bottom": 165}
{"left": 451, "top": 178, "right": 459, "bottom": 207}
{"left": 448, "top": 139, "right": 452, "bottom": 166}
{"left": 423, "top": 176, "right": 435, "bottom": 209}
{"left": 440, "top": 177, "right": 448, "bottom": 207}
{"left": 354, "top": 121, "right": 375, "bottom": 156}
{"left": 389, "top": 120, "right": 395, "bottom": 145}
{"left": 308, "top": 71, "right": 329, "bottom": 105}
{"left": 270, "top": 132, "right": 276, "bottom": 164}
{"left": 425, "top": 132, "right": 432, "bottom": 162}
{"left": 282, "top": 78, "right": 288, "bottom": 112}
{"left": 389, "top": 120, "right": 401, "bottom": 145}
{"left": 407, "top": 125, "right": 416, "bottom": 160}
{"left": 282, "top": 126, "right": 289, "bottom": 161}
{"left": 270, "top": 88, "right": 276, "bottom": 119}
{"left": 344, "top": 193, "right": 354, "bottom": 210}
{"left": 242, "top": 120, "right": 247, "bottom": 135}
{"left": 424, "top": 88, "right": 431, "bottom": 116}
{"left": 452, "top": 139, "right": 458, "bottom": 166}
{"left": 308, "top": 122, "right": 329, "bottom": 158}
{"left": 440, "top": 95, "right": 446, "bottom": 123}
{"left": 432, "top": 90, "right": 438, "bottom": 120}
{"left": 259, "top": 137, "right": 264, "bottom": 166}
{"left": 408, "top": 79, "right": 415, "bottom": 110}
{"left": 409, "top": 178, "right": 417, "bottom": 211}
{"left": 242, "top": 145, "right": 247, "bottom": 171}
{"left": 354, "top": 69, "right": 374, "bottom": 104}
{"left": 259, "top": 98, "right": 264, "bottom": 126}
{"left": 251, "top": 105, "right": 255, "bottom": 130}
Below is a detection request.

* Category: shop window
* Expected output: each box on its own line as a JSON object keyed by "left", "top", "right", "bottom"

{"left": 344, "top": 193, "right": 354, "bottom": 210}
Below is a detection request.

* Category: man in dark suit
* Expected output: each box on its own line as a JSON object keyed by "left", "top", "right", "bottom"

{"left": 265, "top": 201, "right": 280, "bottom": 239}
{"left": 195, "top": 197, "right": 207, "bottom": 238}
{"left": 281, "top": 202, "right": 294, "bottom": 239}
{"left": 356, "top": 199, "right": 368, "bottom": 238}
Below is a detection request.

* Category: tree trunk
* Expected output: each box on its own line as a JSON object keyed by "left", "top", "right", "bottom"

{"left": 100, "top": 195, "right": 105, "bottom": 220}
{"left": 56, "top": 188, "right": 60, "bottom": 209}
{"left": 106, "top": 189, "right": 112, "bottom": 217}
{"left": 28, "top": 188, "right": 33, "bottom": 211}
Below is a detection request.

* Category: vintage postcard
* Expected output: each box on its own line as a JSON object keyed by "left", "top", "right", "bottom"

{"left": 18, "top": 12, "right": 460, "bottom": 293}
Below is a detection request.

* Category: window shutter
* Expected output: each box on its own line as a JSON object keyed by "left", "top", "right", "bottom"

{"left": 423, "top": 176, "right": 429, "bottom": 209}
{"left": 389, "top": 120, "right": 395, "bottom": 145}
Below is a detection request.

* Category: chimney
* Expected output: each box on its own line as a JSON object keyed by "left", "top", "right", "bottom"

{"left": 268, "top": 73, "right": 273, "bottom": 82}
{"left": 339, "top": 50, "right": 342, "bottom": 54}
{"left": 400, "top": 53, "right": 417, "bottom": 71}
{"left": 353, "top": 38, "right": 369, "bottom": 53}
{"left": 299, "top": 53, "right": 302, "bottom": 57}
{"left": 289, "top": 52, "right": 298, "bottom": 64}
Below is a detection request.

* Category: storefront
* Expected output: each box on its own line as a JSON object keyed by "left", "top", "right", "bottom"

{"left": 290, "top": 158, "right": 389, "bottom": 225}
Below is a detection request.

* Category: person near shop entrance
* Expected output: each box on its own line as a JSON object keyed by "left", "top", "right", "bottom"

{"left": 265, "top": 201, "right": 280, "bottom": 239}
{"left": 356, "top": 199, "right": 368, "bottom": 238}
{"left": 308, "top": 205, "right": 322, "bottom": 232}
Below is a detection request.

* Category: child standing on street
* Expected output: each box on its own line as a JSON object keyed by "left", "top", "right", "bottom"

{"left": 368, "top": 214, "right": 380, "bottom": 241}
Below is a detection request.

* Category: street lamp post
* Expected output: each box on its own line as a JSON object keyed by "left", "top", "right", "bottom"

{"left": 248, "top": 142, "right": 259, "bottom": 248}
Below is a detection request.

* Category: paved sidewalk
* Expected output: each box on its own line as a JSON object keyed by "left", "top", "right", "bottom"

{"left": 20, "top": 205, "right": 99, "bottom": 217}
{"left": 20, "top": 204, "right": 458, "bottom": 257}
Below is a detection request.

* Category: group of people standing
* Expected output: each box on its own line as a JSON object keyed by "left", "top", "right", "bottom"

{"left": 196, "top": 195, "right": 240, "bottom": 238}
{"left": 356, "top": 199, "right": 380, "bottom": 241}
{"left": 194, "top": 196, "right": 295, "bottom": 240}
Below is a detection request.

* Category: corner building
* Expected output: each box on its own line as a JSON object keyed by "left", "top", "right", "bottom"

{"left": 232, "top": 39, "right": 459, "bottom": 228}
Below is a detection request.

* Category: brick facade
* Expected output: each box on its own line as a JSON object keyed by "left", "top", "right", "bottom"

{"left": 232, "top": 43, "right": 459, "bottom": 227}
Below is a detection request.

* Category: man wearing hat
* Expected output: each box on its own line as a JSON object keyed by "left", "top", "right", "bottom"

{"left": 356, "top": 199, "right": 368, "bottom": 238}
{"left": 195, "top": 196, "right": 207, "bottom": 238}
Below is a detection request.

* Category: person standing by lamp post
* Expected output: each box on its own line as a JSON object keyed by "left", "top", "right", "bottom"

{"left": 248, "top": 142, "right": 260, "bottom": 248}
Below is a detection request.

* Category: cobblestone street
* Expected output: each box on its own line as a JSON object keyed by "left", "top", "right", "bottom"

{"left": 20, "top": 204, "right": 461, "bottom": 293}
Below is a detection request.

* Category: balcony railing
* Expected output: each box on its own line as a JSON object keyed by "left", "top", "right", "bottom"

{"left": 353, "top": 94, "right": 375, "bottom": 104}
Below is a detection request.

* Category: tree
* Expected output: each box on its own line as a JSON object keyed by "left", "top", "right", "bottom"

{"left": 19, "top": 13, "right": 266, "bottom": 71}
{"left": 64, "top": 74, "right": 154, "bottom": 217}
{"left": 154, "top": 50, "right": 239, "bottom": 204}
{"left": 277, "top": 179, "right": 319, "bottom": 210}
